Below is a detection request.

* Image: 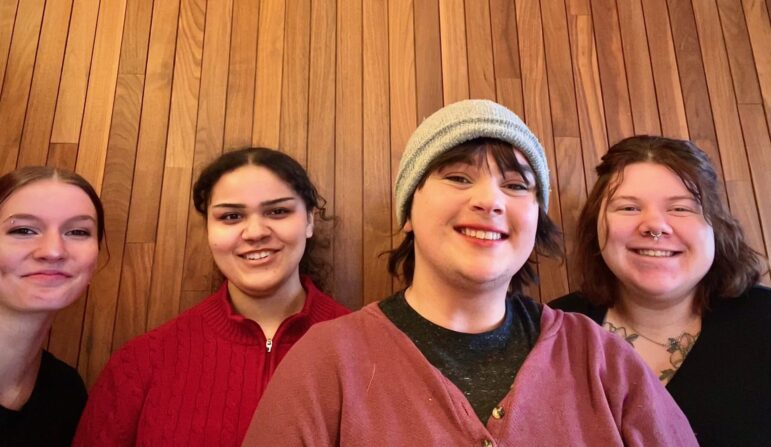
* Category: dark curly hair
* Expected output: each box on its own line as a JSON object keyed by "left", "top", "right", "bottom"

{"left": 387, "top": 138, "right": 563, "bottom": 295}
{"left": 575, "top": 135, "right": 764, "bottom": 311}
{"left": 193, "top": 148, "right": 331, "bottom": 290}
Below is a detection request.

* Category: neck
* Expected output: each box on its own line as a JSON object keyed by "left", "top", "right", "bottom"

{"left": 228, "top": 275, "right": 307, "bottom": 339}
{"left": 612, "top": 288, "right": 699, "bottom": 336}
{"left": 0, "top": 308, "right": 52, "bottom": 409}
{"left": 405, "top": 270, "right": 508, "bottom": 334}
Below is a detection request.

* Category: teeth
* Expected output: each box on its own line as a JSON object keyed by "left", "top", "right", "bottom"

{"left": 244, "top": 251, "right": 272, "bottom": 260}
{"left": 460, "top": 228, "right": 502, "bottom": 240}
{"left": 637, "top": 249, "right": 674, "bottom": 257}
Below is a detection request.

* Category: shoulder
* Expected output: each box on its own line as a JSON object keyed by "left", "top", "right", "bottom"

{"left": 39, "top": 351, "right": 87, "bottom": 403}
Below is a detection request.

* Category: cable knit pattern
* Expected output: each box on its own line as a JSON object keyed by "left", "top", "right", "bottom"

{"left": 73, "top": 277, "right": 349, "bottom": 447}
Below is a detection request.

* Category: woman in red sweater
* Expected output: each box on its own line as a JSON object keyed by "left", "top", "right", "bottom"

{"left": 74, "top": 148, "right": 349, "bottom": 446}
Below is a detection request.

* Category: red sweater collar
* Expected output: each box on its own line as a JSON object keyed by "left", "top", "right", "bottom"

{"left": 199, "top": 276, "right": 345, "bottom": 344}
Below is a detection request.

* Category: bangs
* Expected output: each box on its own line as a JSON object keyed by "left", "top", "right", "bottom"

{"left": 420, "top": 137, "right": 533, "bottom": 188}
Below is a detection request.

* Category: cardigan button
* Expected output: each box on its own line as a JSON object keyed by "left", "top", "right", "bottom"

{"left": 481, "top": 439, "right": 493, "bottom": 447}
{"left": 491, "top": 406, "right": 505, "bottom": 419}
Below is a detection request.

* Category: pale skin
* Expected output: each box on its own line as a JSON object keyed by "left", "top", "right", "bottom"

{"left": 598, "top": 163, "right": 712, "bottom": 384}
{"left": 403, "top": 150, "right": 539, "bottom": 334}
{"left": 0, "top": 180, "right": 99, "bottom": 409}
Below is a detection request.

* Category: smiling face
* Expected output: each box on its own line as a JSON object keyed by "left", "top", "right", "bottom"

{"left": 599, "top": 162, "right": 715, "bottom": 306}
{"left": 404, "top": 149, "right": 539, "bottom": 294}
{"left": 207, "top": 165, "right": 313, "bottom": 303}
{"left": 0, "top": 180, "right": 99, "bottom": 315}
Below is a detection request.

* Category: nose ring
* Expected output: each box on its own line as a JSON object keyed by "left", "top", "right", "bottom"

{"left": 647, "top": 230, "right": 663, "bottom": 242}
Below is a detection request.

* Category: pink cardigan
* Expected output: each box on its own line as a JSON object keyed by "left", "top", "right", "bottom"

{"left": 243, "top": 303, "right": 697, "bottom": 446}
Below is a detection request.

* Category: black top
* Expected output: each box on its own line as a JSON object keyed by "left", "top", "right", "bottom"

{"left": 380, "top": 292, "right": 541, "bottom": 423}
{"left": 549, "top": 285, "right": 771, "bottom": 447}
{"left": 0, "top": 350, "right": 87, "bottom": 447}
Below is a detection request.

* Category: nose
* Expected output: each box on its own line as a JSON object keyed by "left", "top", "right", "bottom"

{"left": 34, "top": 231, "right": 67, "bottom": 261}
{"left": 241, "top": 215, "right": 271, "bottom": 241}
{"left": 470, "top": 180, "right": 505, "bottom": 215}
{"left": 639, "top": 207, "right": 672, "bottom": 238}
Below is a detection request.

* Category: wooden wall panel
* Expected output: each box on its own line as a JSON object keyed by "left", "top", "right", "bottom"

{"left": 1, "top": 0, "right": 769, "bottom": 387}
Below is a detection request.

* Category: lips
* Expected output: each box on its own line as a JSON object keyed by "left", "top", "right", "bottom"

{"left": 23, "top": 270, "right": 72, "bottom": 278}
{"left": 239, "top": 249, "right": 277, "bottom": 261}
{"left": 630, "top": 248, "right": 680, "bottom": 258}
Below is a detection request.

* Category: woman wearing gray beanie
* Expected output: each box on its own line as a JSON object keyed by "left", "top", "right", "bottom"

{"left": 243, "top": 100, "right": 697, "bottom": 446}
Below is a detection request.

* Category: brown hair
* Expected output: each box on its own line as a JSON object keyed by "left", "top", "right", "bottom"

{"left": 576, "top": 135, "right": 763, "bottom": 311}
{"left": 0, "top": 166, "right": 105, "bottom": 244}
{"left": 387, "top": 138, "right": 563, "bottom": 295}
{"left": 192, "top": 147, "right": 332, "bottom": 290}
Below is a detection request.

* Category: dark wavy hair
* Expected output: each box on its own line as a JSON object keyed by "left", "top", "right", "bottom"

{"left": 0, "top": 166, "right": 105, "bottom": 245}
{"left": 193, "top": 148, "right": 331, "bottom": 290}
{"left": 387, "top": 138, "right": 563, "bottom": 295}
{"left": 576, "top": 135, "right": 764, "bottom": 311}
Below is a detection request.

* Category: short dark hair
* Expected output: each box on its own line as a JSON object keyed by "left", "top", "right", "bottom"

{"left": 192, "top": 147, "right": 331, "bottom": 290}
{"left": 0, "top": 166, "right": 105, "bottom": 244}
{"left": 387, "top": 138, "right": 563, "bottom": 295}
{"left": 576, "top": 135, "right": 764, "bottom": 311}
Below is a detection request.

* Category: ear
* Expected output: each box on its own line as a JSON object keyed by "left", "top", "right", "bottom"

{"left": 402, "top": 218, "right": 412, "bottom": 234}
{"left": 306, "top": 212, "right": 314, "bottom": 238}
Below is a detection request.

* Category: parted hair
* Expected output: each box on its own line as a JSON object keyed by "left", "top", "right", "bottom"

{"left": 0, "top": 166, "right": 105, "bottom": 244}
{"left": 576, "top": 135, "right": 764, "bottom": 311}
{"left": 192, "top": 147, "right": 331, "bottom": 290}
{"left": 387, "top": 138, "right": 563, "bottom": 295}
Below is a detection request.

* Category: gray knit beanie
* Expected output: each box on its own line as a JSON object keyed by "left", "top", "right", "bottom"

{"left": 395, "top": 99, "right": 550, "bottom": 227}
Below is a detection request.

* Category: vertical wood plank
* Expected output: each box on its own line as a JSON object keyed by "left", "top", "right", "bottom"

{"left": 414, "top": 0, "right": 442, "bottom": 121}
{"left": 590, "top": 0, "right": 633, "bottom": 144}
{"left": 223, "top": 0, "right": 259, "bottom": 150}
{"left": 251, "top": 0, "right": 285, "bottom": 148}
{"left": 0, "top": 0, "right": 44, "bottom": 174}
{"left": 439, "top": 0, "right": 469, "bottom": 103}
{"left": 50, "top": 0, "right": 100, "bottom": 144}
{"left": 78, "top": 72, "right": 144, "bottom": 385}
{"left": 306, "top": 0, "right": 336, "bottom": 285}
{"left": 113, "top": 242, "right": 155, "bottom": 349}
{"left": 125, "top": 0, "right": 181, "bottom": 243}
{"left": 566, "top": 1, "right": 607, "bottom": 188}
{"left": 75, "top": 0, "right": 128, "bottom": 191}
{"left": 616, "top": 0, "right": 661, "bottom": 135}
{"left": 17, "top": 0, "right": 75, "bottom": 167}
{"left": 464, "top": 0, "right": 495, "bottom": 100}
{"left": 641, "top": 0, "right": 689, "bottom": 139}
{"left": 516, "top": 0, "right": 569, "bottom": 301}
{"left": 334, "top": 0, "right": 363, "bottom": 309}
{"left": 146, "top": 0, "right": 206, "bottom": 330}
{"left": 742, "top": 0, "right": 771, "bottom": 133}
{"left": 362, "top": 0, "right": 392, "bottom": 304}
{"left": 490, "top": 0, "right": 523, "bottom": 117}
{"left": 181, "top": 0, "right": 233, "bottom": 299}
{"left": 717, "top": 0, "right": 762, "bottom": 105}
{"left": 0, "top": 0, "right": 19, "bottom": 94}
{"left": 280, "top": 0, "right": 311, "bottom": 165}
{"left": 554, "top": 136, "right": 587, "bottom": 290}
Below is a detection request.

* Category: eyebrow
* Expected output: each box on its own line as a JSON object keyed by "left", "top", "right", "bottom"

{"left": 210, "top": 197, "right": 297, "bottom": 209}
{"left": 3, "top": 214, "right": 97, "bottom": 224}
{"left": 609, "top": 195, "right": 697, "bottom": 202}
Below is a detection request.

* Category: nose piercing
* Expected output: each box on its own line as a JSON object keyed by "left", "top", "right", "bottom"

{"left": 647, "top": 231, "right": 663, "bottom": 242}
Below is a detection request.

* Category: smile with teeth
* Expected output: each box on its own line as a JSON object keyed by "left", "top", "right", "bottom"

{"left": 635, "top": 249, "right": 675, "bottom": 257}
{"left": 459, "top": 228, "right": 504, "bottom": 241}
{"left": 242, "top": 250, "right": 274, "bottom": 261}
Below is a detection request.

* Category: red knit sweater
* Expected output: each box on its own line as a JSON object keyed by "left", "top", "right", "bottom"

{"left": 73, "top": 277, "right": 349, "bottom": 446}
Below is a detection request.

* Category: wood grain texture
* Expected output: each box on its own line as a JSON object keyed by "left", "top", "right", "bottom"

{"left": 1, "top": 0, "right": 767, "bottom": 386}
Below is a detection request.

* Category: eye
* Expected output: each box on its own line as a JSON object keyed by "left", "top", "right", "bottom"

{"left": 217, "top": 212, "right": 242, "bottom": 222}
{"left": 66, "top": 228, "right": 93, "bottom": 238}
{"left": 7, "top": 227, "right": 38, "bottom": 236}
{"left": 444, "top": 175, "right": 471, "bottom": 184}
{"left": 504, "top": 182, "right": 530, "bottom": 192}
{"left": 265, "top": 207, "right": 292, "bottom": 218}
{"left": 614, "top": 205, "right": 640, "bottom": 213}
